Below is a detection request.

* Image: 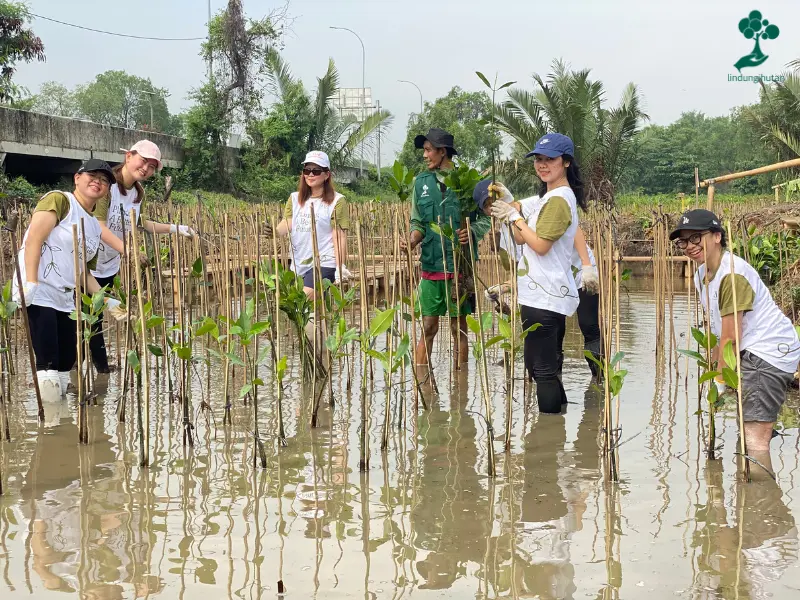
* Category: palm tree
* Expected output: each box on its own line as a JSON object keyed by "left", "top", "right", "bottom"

{"left": 743, "top": 66, "right": 800, "bottom": 159}
{"left": 265, "top": 50, "right": 392, "bottom": 171}
{"left": 495, "top": 60, "right": 648, "bottom": 204}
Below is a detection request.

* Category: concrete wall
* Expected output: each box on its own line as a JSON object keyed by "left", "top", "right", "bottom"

{"left": 0, "top": 106, "right": 185, "bottom": 167}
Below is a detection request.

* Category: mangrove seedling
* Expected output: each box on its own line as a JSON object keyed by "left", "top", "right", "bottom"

{"left": 388, "top": 160, "right": 416, "bottom": 201}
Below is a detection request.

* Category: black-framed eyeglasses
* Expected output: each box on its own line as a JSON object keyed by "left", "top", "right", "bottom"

{"left": 85, "top": 172, "right": 111, "bottom": 187}
{"left": 302, "top": 168, "right": 327, "bottom": 176}
{"left": 674, "top": 231, "right": 708, "bottom": 250}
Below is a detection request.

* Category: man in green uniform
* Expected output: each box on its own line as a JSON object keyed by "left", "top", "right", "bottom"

{"left": 401, "top": 128, "right": 491, "bottom": 367}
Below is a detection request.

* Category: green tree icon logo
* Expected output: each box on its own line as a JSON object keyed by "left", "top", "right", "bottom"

{"left": 734, "top": 10, "right": 780, "bottom": 72}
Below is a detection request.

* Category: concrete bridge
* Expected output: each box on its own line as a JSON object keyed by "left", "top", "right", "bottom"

{"left": 0, "top": 106, "right": 235, "bottom": 182}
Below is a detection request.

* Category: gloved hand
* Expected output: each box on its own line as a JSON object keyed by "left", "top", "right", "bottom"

{"left": 13, "top": 281, "right": 38, "bottom": 306}
{"left": 714, "top": 375, "right": 727, "bottom": 396}
{"left": 170, "top": 224, "right": 196, "bottom": 238}
{"left": 263, "top": 221, "right": 274, "bottom": 238}
{"left": 104, "top": 298, "right": 128, "bottom": 322}
{"left": 335, "top": 265, "right": 353, "bottom": 283}
{"left": 139, "top": 254, "right": 152, "bottom": 267}
{"left": 490, "top": 201, "right": 522, "bottom": 223}
{"left": 580, "top": 265, "right": 600, "bottom": 294}
{"left": 484, "top": 283, "right": 511, "bottom": 302}
{"left": 489, "top": 182, "right": 514, "bottom": 204}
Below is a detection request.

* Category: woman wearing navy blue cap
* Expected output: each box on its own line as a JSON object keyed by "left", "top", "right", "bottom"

{"left": 491, "top": 133, "right": 587, "bottom": 413}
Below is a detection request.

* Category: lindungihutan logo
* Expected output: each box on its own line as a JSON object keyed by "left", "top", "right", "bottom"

{"left": 734, "top": 10, "right": 780, "bottom": 72}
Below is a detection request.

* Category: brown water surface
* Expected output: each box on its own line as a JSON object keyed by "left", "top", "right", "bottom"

{"left": 1, "top": 284, "right": 800, "bottom": 599}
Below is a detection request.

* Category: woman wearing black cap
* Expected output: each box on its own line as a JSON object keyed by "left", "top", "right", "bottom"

{"left": 12, "top": 160, "right": 124, "bottom": 401}
{"left": 672, "top": 209, "right": 800, "bottom": 456}
{"left": 490, "top": 133, "right": 587, "bottom": 413}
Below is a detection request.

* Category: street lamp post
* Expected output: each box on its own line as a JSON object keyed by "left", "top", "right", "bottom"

{"left": 330, "top": 26, "right": 365, "bottom": 178}
{"left": 398, "top": 79, "right": 423, "bottom": 114}
{"left": 139, "top": 90, "right": 157, "bottom": 131}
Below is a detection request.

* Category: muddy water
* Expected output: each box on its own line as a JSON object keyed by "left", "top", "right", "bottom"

{"left": 2, "top": 283, "right": 800, "bottom": 599}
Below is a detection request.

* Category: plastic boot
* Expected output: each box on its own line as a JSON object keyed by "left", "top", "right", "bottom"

{"left": 38, "top": 370, "right": 62, "bottom": 403}
{"left": 58, "top": 372, "right": 71, "bottom": 396}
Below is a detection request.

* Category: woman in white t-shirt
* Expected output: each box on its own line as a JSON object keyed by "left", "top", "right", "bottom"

{"left": 13, "top": 160, "right": 123, "bottom": 400}
{"left": 671, "top": 209, "right": 800, "bottom": 456}
{"left": 491, "top": 133, "right": 586, "bottom": 414}
{"left": 270, "top": 151, "right": 351, "bottom": 299}
{"left": 90, "top": 140, "right": 195, "bottom": 373}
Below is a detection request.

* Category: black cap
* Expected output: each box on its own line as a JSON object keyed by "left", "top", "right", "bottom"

{"left": 77, "top": 159, "right": 115, "bottom": 184}
{"left": 414, "top": 128, "right": 458, "bottom": 155}
{"left": 669, "top": 209, "right": 723, "bottom": 241}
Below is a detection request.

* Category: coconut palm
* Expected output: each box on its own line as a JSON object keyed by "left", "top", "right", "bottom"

{"left": 743, "top": 68, "right": 800, "bottom": 159}
{"left": 495, "top": 59, "right": 648, "bottom": 204}
{"left": 265, "top": 50, "right": 392, "bottom": 170}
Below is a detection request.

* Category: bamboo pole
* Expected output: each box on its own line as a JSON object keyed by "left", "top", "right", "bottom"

{"left": 726, "top": 222, "right": 750, "bottom": 482}
{"left": 356, "top": 220, "right": 370, "bottom": 472}
{"left": 700, "top": 157, "right": 800, "bottom": 187}
{"left": 271, "top": 216, "right": 287, "bottom": 446}
{"left": 466, "top": 217, "right": 496, "bottom": 477}
{"left": 4, "top": 214, "right": 44, "bottom": 422}
{"left": 130, "top": 209, "right": 150, "bottom": 467}
{"left": 73, "top": 225, "right": 87, "bottom": 444}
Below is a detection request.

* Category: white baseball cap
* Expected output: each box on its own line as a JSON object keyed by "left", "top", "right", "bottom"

{"left": 120, "top": 140, "right": 163, "bottom": 172}
{"left": 302, "top": 150, "right": 330, "bottom": 170}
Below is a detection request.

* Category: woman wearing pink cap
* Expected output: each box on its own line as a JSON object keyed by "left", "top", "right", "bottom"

{"left": 90, "top": 140, "right": 195, "bottom": 373}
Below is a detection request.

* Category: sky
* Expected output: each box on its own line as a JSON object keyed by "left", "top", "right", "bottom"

{"left": 14, "top": 0, "right": 800, "bottom": 168}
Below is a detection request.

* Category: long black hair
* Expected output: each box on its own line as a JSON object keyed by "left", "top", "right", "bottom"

{"left": 538, "top": 154, "right": 586, "bottom": 211}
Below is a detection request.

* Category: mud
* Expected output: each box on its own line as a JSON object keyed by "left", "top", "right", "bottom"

{"left": 1, "top": 282, "right": 800, "bottom": 599}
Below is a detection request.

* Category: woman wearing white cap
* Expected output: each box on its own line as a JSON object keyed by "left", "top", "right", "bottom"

{"left": 89, "top": 140, "right": 195, "bottom": 373}
{"left": 270, "top": 151, "right": 351, "bottom": 298}
{"left": 13, "top": 159, "right": 124, "bottom": 400}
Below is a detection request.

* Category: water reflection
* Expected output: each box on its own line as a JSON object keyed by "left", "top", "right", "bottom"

{"left": 2, "top": 289, "right": 800, "bottom": 598}
{"left": 694, "top": 460, "right": 798, "bottom": 598}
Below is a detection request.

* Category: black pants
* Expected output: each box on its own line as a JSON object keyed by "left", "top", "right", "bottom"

{"left": 89, "top": 273, "right": 116, "bottom": 372}
{"left": 28, "top": 305, "right": 77, "bottom": 372}
{"left": 577, "top": 289, "right": 603, "bottom": 377}
{"left": 521, "top": 305, "right": 567, "bottom": 414}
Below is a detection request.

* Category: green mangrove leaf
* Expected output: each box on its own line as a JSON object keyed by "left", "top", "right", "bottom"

{"left": 147, "top": 344, "right": 164, "bottom": 357}
{"left": 466, "top": 315, "right": 481, "bottom": 336}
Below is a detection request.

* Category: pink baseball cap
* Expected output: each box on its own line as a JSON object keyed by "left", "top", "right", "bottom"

{"left": 120, "top": 140, "right": 163, "bottom": 171}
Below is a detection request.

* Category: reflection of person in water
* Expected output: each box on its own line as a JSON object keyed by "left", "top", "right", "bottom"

{"left": 19, "top": 402, "right": 162, "bottom": 597}
{"left": 515, "top": 386, "right": 602, "bottom": 598}
{"left": 693, "top": 460, "right": 798, "bottom": 597}
{"left": 411, "top": 375, "right": 491, "bottom": 590}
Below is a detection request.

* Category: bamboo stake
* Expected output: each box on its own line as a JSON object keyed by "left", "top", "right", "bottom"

{"left": 130, "top": 209, "right": 150, "bottom": 467}
{"left": 356, "top": 221, "right": 370, "bottom": 472}
{"left": 222, "top": 215, "right": 233, "bottom": 425}
{"left": 4, "top": 214, "right": 44, "bottom": 422}
{"left": 73, "top": 225, "right": 87, "bottom": 444}
{"left": 726, "top": 223, "right": 750, "bottom": 482}
{"left": 271, "top": 216, "right": 287, "bottom": 446}
{"left": 466, "top": 217, "right": 496, "bottom": 477}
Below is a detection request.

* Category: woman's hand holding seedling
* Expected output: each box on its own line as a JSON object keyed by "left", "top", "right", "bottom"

{"left": 335, "top": 265, "right": 353, "bottom": 283}
{"left": 489, "top": 182, "right": 514, "bottom": 204}
{"left": 14, "top": 281, "right": 38, "bottom": 306}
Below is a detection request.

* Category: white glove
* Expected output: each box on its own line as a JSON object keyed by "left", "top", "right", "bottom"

{"left": 714, "top": 377, "right": 727, "bottom": 396}
{"left": 489, "top": 182, "right": 514, "bottom": 204}
{"left": 335, "top": 265, "right": 353, "bottom": 283}
{"left": 490, "top": 202, "right": 522, "bottom": 223}
{"left": 580, "top": 265, "right": 599, "bottom": 294}
{"left": 170, "top": 224, "right": 195, "bottom": 237}
{"left": 104, "top": 298, "right": 127, "bottom": 321}
{"left": 13, "top": 281, "right": 38, "bottom": 306}
{"left": 484, "top": 283, "right": 511, "bottom": 301}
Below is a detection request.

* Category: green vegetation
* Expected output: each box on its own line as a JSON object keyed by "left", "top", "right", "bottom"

{"left": 0, "top": 1, "right": 44, "bottom": 103}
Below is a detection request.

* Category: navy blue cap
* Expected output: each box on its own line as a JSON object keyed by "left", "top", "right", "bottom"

{"left": 473, "top": 179, "right": 492, "bottom": 210}
{"left": 525, "top": 133, "right": 575, "bottom": 159}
